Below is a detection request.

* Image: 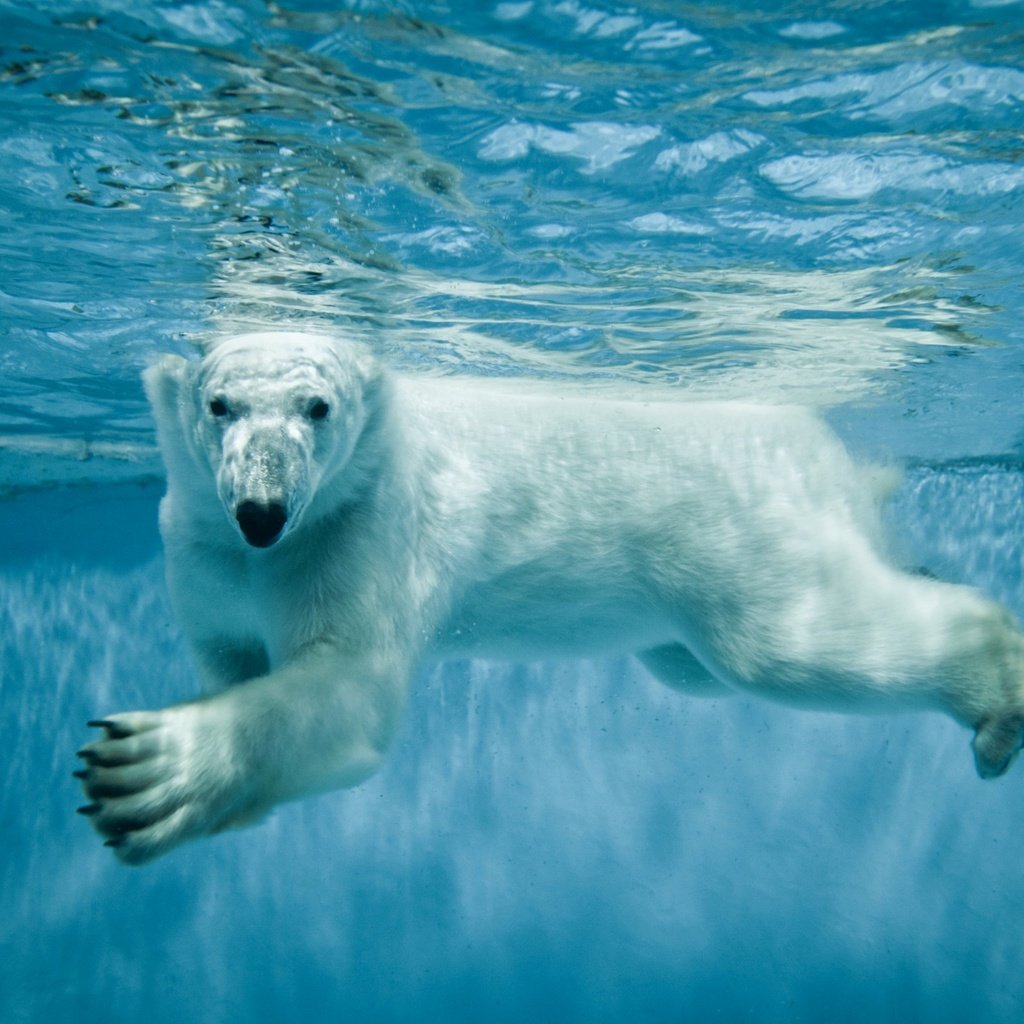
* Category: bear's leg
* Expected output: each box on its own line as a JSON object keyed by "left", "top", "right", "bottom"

{"left": 638, "top": 643, "right": 733, "bottom": 698}
{"left": 653, "top": 552, "right": 1024, "bottom": 778}
{"left": 77, "top": 646, "right": 410, "bottom": 864}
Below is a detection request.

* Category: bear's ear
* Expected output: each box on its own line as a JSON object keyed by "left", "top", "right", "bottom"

{"left": 143, "top": 353, "right": 189, "bottom": 415}
{"left": 144, "top": 355, "right": 197, "bottom": 471}
{"left": 349, "top": 344, "right": 387, "bottom": 409}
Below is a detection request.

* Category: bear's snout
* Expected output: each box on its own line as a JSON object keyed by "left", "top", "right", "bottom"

{"left": 235, "top": 501, "right": 288, "bottom": 548}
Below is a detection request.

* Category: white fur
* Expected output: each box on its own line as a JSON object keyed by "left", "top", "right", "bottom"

{"left": 78, "top": 331, "right": 1024, "bottom": 864}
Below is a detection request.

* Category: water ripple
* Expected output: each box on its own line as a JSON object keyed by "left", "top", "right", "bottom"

{"left": 0, "top": 0, "right": 1022, "bottom": 464}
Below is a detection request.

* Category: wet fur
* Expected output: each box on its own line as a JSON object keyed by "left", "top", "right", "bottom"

{"left": 78, "top": 330, "right": 1024, "bottom": 864}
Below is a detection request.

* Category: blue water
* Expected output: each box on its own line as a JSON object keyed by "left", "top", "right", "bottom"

{"left": 3, "top": 1, "right": 1024, "bottom": 1021}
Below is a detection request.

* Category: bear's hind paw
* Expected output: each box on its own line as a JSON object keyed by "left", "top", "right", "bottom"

{"left": 972, "top": 714, "right": 1024, "bottom": 779}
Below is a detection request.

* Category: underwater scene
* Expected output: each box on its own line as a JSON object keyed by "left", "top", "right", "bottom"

{"left": 3, "top": 0, "right": 1024, "bottom": 1020}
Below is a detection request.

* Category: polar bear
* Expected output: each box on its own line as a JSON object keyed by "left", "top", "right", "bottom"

{"left": 77, "top": 330, "right": 1024, "bottom": 864}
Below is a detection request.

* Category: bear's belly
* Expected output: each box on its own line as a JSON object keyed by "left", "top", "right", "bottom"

{"left": 431, "top": 579, "right": 673, "bottom": 661}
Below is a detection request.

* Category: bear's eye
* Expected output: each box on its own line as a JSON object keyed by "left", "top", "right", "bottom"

{"left": 209, "top": 398, "right": 229, "bottom": 418}
{"left": 308, "top": 399, "right": 330, "bottom": 421}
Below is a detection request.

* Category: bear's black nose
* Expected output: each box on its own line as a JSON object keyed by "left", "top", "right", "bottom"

{"left": 235, "top": 501, "right": 287, "bottom": 548}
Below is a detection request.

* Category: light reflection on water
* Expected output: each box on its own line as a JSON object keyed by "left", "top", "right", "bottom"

{"left": 2, "top": 1, "right": 1024, "bottom": 441}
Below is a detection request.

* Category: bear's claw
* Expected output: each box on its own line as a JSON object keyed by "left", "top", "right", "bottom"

{"left": 76, "top": 703, "right": 251, "bottom": 865}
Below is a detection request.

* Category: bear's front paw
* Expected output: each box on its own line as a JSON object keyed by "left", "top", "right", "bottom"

{"left": 75, "top": 703, "right": 256, "bottom": 865}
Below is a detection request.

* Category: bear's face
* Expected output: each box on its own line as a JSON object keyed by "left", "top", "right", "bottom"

{"left": 190, "top": 333, "right": 376, "bottom": 549}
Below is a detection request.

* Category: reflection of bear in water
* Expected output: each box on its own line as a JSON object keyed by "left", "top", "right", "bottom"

{"left": 77, "top": 330, "right": 1024, "bottom": 864}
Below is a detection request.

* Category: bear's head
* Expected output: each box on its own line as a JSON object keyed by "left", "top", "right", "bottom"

{"left": 146, "top": 331, "right": 385, "bottom": 549}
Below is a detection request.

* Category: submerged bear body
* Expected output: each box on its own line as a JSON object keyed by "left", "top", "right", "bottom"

{"left": 77, "top": 331, "right": 1024, "bottom": 864}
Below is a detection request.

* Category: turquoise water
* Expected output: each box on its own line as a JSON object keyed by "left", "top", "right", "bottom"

{"left": 2, "top": 1, "right": 1024, "bottom": 1021}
